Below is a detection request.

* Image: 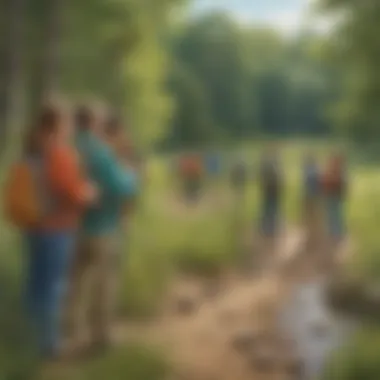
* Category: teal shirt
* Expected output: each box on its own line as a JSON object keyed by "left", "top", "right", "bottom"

{"left": 76, "top": 129, "right": 138, "bottom": 236}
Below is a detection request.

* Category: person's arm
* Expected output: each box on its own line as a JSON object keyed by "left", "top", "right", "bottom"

{"left": 94, "top": 145, "right": 138, "bottom": 198}
{"left": 47, "top": 145, "right": 94, "bottom": 205}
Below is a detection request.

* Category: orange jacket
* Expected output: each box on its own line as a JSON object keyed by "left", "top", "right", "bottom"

{"left": 40, "top": 143, "right": 89, "bottom": 230}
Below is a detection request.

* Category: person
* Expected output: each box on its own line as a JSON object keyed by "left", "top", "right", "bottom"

{"left": 322, "top": 153, "right": 347, "bottom": 243}
{"left": 230, "top": 156, "right": 247, "bottom": 192}
{"left": 178, "top": 151, "right": 203, "bottom": 203}
{"left": 302, "top": 154, "right": 322, "bottom": 247}
{"left": 3, "top": 103, "right": 97, "bottom": 359}
{"left": 102, "top": 113, "right": 141, "bottom": 220}
{"left": 204, "top": 151, "right": 221, "bottom": 180}
{"left": 65, "top": 104, "right": 138, "bottom": 354}
{"left": 259, "top": 146, "right": 283, "bottom": 238}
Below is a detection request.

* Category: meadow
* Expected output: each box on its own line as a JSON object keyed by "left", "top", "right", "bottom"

{"left": 1, "top": 141, "right": 380, "bottom": 379}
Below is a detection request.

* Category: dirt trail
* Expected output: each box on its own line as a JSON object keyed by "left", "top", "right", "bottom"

{"left": 118, "top": 228, "right": 312, "bottom": 380}
{"left": 41, "top": 226, "right": 348, "bottom": 380}
{"left": 164, "top": 190, "right": 232, "bottom": 218}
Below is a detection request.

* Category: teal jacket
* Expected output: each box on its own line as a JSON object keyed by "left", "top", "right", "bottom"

{"left": 76, "top": 129, "right": 138, "bottom": 235}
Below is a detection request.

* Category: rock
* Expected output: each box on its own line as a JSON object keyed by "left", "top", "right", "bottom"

{"left": 249, "top": 350, "right": 277, "bottom": 373}
{"left": 203, "top": 279, "right": 222, "bottom": 299}
{"left": 230, "top": 329, "right": 259, "bottom": 353}
{"left": 175, "top": 296, "right": 198, "bottom": 315}
{"left": 325, "top": 276, "right": 366, "bottom": 315}
{"left": 285, "top": 357, "right": 304, "bottom": 378}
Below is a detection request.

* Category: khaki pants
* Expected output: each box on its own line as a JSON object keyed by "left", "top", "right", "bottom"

{"left": 65, "top": 234, "right": 120, "bottom": 345}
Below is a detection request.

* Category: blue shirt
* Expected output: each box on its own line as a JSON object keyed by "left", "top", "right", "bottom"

{"left": 76, "top": 129, "right": 138, "bottom": 235}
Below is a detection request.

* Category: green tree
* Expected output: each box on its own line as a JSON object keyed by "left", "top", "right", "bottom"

{"left": 166, "top": 62, "right": 215, "bottom": 148}
{"left": 319, "top": 0, "right": 380, "bottom": 142}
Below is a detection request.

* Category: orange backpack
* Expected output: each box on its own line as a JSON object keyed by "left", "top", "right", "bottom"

{"left": 3, "top": 159, "right": 50, "bottom": 228}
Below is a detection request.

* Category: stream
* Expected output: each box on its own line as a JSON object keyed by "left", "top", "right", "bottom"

{"left": 278, "top": 275, "right": 358, "bottom": 379}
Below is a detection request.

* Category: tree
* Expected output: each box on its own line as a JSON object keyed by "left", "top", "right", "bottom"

{"left": 319, "top": 0, "right": 380, "bottom": 142}
{"left": 166, "top": 62, "right": 216, "bottom": 148}
{"left": 165, "top": 12, "right": 335, "bottom": 147}
{"left": 0, "top": 0, "right": 26, "bottom": 150}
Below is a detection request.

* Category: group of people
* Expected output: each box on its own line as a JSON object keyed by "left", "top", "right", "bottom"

{"left": 175, "top": 148, "right": 347, "bottom": 242}
{"left": 3, "top": 112, "right": 347, "bottom": 362}
{"left": 4, "top": 103, "right": 140, "bottom": 360}
{"left": 258, "top": 149, "right": 347, "bottom": 242}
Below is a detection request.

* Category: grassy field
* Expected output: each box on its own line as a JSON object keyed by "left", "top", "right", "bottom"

{"left": 1, "top": 141, "right": 380, "bottom": 379}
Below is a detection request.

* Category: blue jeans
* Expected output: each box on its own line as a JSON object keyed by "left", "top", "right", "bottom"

{"left": 24, "top": 231, "right": 75, "bottom": 357}
{"left": 260, "top": 198, "right": 280, "bottom": 236}
{"left": 326, "top": 197, "right": 345, "bottom": 239}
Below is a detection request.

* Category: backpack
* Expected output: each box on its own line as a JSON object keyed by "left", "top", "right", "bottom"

{"left": 3, "top": 158, "right": 53, "bottom": 228}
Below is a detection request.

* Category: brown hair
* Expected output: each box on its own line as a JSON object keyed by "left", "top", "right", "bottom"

{"left": 74, "top": 104, "right": 96, "bottom": 131}
{"left": 24, "top": 104, "right": 65, "bottom": 155}
{"left": 103, "top": 112, "right": 123, "bottom": 137}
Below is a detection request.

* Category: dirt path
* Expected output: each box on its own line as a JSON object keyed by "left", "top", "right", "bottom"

{"left": 39, "top": 227, "right": 349, "bottom": 380}
{"left": 117, "top": 228, "right": 311, "bottom": 380}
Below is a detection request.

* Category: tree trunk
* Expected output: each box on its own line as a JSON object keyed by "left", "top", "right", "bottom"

{"left": 28, "top": 0, "right": 65, "bottom": 117}
{"left": 0, "top": 0, "right": 26, "bottom": 153}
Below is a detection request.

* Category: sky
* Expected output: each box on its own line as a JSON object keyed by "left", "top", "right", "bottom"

{"left": 191, "top": 0, "right": 326, "bottom": 35}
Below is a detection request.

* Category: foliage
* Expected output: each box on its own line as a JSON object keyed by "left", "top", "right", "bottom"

{"left": 319, "top": 0, "right": 380, "bottom": 143}
{"left": 165, "top": 13, "right": 336, "bottom": 147}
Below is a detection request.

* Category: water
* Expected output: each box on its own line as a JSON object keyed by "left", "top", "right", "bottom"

{"left": 278, "top": 276, "right": 357, "bottom": 379}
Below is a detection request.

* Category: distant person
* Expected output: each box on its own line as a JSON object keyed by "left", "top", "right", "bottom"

{"left": 230, "top": 156, "right": 247, "bottom": 191}
{"left": 259, "top": 147, "right": 283, "bottom": 237}
{"left": 322, "top": 153, "right": 347, "bottom": 242}
{"left": 302, "top": 154, "right": 322, "bottom": 246}
{"left": 204, "top": 151, "right": 222, "bottom": 179}
{"left": 3, "top": 104, "right": 97, "bottom": 359}
{"left": 178, "top": 152, "right": 203, "bottom": 203}
{"left": 65, "top": 105, "right": 138, "bottom": 354}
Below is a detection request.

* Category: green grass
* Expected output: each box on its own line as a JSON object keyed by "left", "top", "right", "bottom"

{"left": 2, "top": 140, "right": 380, "bottom": 379}
{"left": 323, "top": 327, "right": 380, "bottom": 380}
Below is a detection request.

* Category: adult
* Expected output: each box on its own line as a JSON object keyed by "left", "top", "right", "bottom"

{"left": 65, "top": 105, "right": 138, "bottom": 353}
{"left": 230, "top": 156, "right": 247, "bottom": 191}
{"left": 178, "top": 151, "right": 203, "bottom": 203}
{"left": 4, "top": 103, "right": 97, "bottom": 359}
{"left": 323, "top": 153, "right": 347, "bottom": 242}
{"left": 302, "top": 154, "right": 322, "bottom": 247}
{"left": 259, "top": 146, "right": 283, "bottom": 238}
{"left": 204, "top": 151, "right": 222, "bottom": 179}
